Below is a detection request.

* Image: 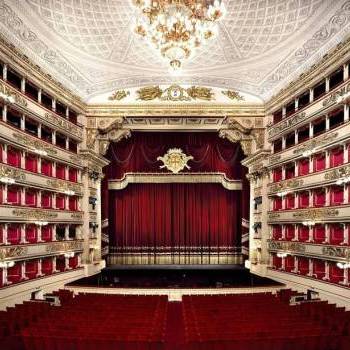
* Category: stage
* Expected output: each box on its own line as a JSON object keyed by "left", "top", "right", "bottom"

{"left": 66, "top": 266, "right": 284, "bottom": 300}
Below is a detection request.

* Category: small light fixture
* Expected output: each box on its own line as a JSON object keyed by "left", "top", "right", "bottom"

{"left": 302, "top": 149, "right": 315, "bottom": 157}
{"left": 336, "top": 262, "right": 350, "bottom": 269}
{"left": 64, "top": 252, "right": 75, "bottom": 258}
{"left": 335, "top": 176, "right": 350, "bottom": 186}
{"left": 34, "top": 221, "right": 48, "bottom": 226}
{"left": 33, "top": 149, "right": 48, "bottom": 156}
{"left": 0, "top": 261, "right": 15, "bottom": 268}
{"left": 302, "top": 221, "right": 316, "bottom": 227}
{"left": 0, "top": 92, "right": 15, "bottom": 104}
{"left": 277, "top": 191, "right": 289, "bottom": 197}
{"left": 64, "top": 190, "right": 75, "bottom": 196}
{"left": 0, "top": 177, "right": 16, "bottom": 184}
{"left": 277, "top": 252, "right": 288, "bottom": 258}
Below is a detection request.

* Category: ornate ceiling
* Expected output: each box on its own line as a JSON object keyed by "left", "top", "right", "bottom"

{"left": 0, "top": 0, "right": 349, "bottom": 102}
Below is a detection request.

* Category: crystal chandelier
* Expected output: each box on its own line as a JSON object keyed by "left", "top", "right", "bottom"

{"left": 133, "top": 0, "right": 225, "bottom": 70}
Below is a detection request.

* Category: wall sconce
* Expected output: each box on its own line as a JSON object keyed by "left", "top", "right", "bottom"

{"left": 335, "top": 177, "right": 350, "bottom": 185}
{"left": 302, "top": 221, "right": 316, "bottom": 227}
{"left": 0, "top": 261, "right": 15, "bottom": 268}
{"left": 277, "top": 252, "right": 288, "bottom": 258}
{"left": 34, "top": 221, "right": 49, "bottom": 226}
{"left": 33, "top": 149, "right": 48, "bottom": 156}
{"left": 0, "top": 177, "right": 16, "bottom": 184}
{"left": 64, "top": 190, "right": 75, "bottom": 196}
{"left": 0, "top": 92, "right": 15, "bottom": 104}
{"left": 336, "top": 262, "right": 350, "bottom": 269}
{"left": 64, "top": 252, "right": 75, "bottom": 258}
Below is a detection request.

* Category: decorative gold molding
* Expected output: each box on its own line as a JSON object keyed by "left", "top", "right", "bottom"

{"left": 46, "top": 179, "right": 83, "bottom": 194}
{"left": 268, "top": 112, "right": 306, "bottom": 139}
{"left": 45, "top": 240, "right": 84, "bottom": 253}
{"left": 136, "top": 85, "right": 215, "bottom": 101}
{"left": 71, "top": 213, "right": 83, "bottom": 219}
{"left": 0, "top": 163, "right": 26, "bottom": 181}
{"left": 324, "top": 164, "right": 350, "bottom": 181}
{"left": 45, "top": 113, "right": 83, "bottom": 139}
{"left": 322, "top": 82, "right": 350, "bottom": 107}
{"left": 269, "top": 179, "right": 304, "bottom": 194}
{"left": 12, "top": 208, "right": 58, "bottom": 220}
{"left": 292, "top": 208, "right": 339, "bottom": 220}
{"left": 108, "top": 173, "right": 242, "bottom": 191}
{"left": 269, "top": 155, "right": 282, "bottom": 164}
{"left": 322, "top": 246, "right": 350, "bottom": 259}
{"left": 268, "top": 212, "right": 281, "bottom": 220}
{"left": 268, "top": 240, "right": 306, "bottom": 253}
{"left": 69, "top": 154, "right": 83, "bottom": 166}
{"left": 0, "top": 246, "right": 28, "bottom": 260}
{"left": 12, "top": 132, "right": 57, "bottom": 156}
{"left": 0, "top": 81, "right": 27, "bottom": 107}
{"left": 293, "top": 132, "right": 338, "bottom": 155}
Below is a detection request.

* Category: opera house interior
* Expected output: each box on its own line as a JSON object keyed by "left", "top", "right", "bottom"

{"left": 1, "top": 0, "right": 350, "bottom": 349}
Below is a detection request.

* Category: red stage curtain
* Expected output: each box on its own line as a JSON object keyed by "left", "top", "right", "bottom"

{"left": 109, "top": 183, "right": 241, "bottom": 253}
{"left": 105, "top": 132, "right": 243, "bottom": 180}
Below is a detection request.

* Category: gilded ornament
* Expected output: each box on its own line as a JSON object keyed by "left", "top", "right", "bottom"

{"left": 47, "top": 179, "right": 83, "bottom": 194}
{"left": 46, "top": 240, "right": 83, "bottom": 253}
{"left": 13, "top": 133, "right": 57, "bottom": 155}
{"left": 108, "top": 90, "right": 130, "bottom": 101}
{"left": 324, "top": 165, "right": 350, "bottom": 181}
{"left": 45, "top": 113, "right": 83, "bottom": 139}
{"left": 0, "top": 81, "right": 28, "bottom": 107}
{"left": 268, "top": 112, "right": 306, "bottom": 138}
{"left": 0, "top": 246, "right": 28, "bottom": 260}
{"left": 71, "top": 213, "right": 83, "bottom": 219}
{"left": 12, "top": 208, "right": 58, "bottom": 220}
{"left": 222, "top": 90, "right": 244, "bottom": 101}
{"left": 137, "top": 86, "right": 163, "bottom": 101}
{"left": 157, "top": 148, "right": 193, "bottom": 174}
{"left": 269, "top": 179, "right": 304, "bottom": 193}
{"left": 293, "top": 132, "right": 338, "bottom": 155}
{"left": 0, "top": 164, "right": 26, "bottom": 181}
{"left": 292, "top": 208, "right": 339, "bottom": 220}
{"left": 268, "top": 212, "right": 280, "bottom": 220}
{"left": 322, "top": 246, "right": 349, "bottom": 259}
{"left": 186, "top": 86, "right": 214, "bottom": 101}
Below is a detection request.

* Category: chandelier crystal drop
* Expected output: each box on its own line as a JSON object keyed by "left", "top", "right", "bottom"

{"left": 133, "top": 0, "right": 226, "bottom": 70}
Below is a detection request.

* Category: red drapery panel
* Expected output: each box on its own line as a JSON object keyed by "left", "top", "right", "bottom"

{"left": 330, "top": 186, "right": 344, "bottom": 205}
{"left": 7, "top": 186, "right": 21, "bottom": 205}
{"left": 25, "top": 154, "right": 37, "bottom": 173}
{"left": 7, "top": 147, "right": 21, "bottom": 167}
{"left": 68, "top": 168, "right": 78, "bottom": 182}
{"left": 7, "top": 224, "right": 21, "bottom": 244}
{"left": 41, "top": 192, "right": 52, "bottom": 208}
{"left": 313, "top": 224, "right": 325, "bottom": 243}
{"left": 272, "top": 225, "right": 282, "bottom": 240}
{"left": 298, "top": 225, "right": 309, "bottom": 242}
{"left": 105, "top": 132, "right": 243, "bottom": 180}
{"left": 313, "top": 260, "right": 325, "bottom": 279}
{"left": 56, "top": 164, "right": 66, "bottom": 180}
{"left": 313, "top": 153, "right": 325, "bottom": 172}
{"left": 41, "top": 258, "right": 53, "bottom": 275}
{"left": 298, "top": 158, "right": 309, "bottom": 176}
{"left": 272, "top": 254, "right": 282, "bottom": 269}
{"left": 298, "top": 257, "right": 309, "bottom": 275}
{"left": 285, "top": 225, "right": 295, "bottom": 241}
{"left": 273, "top": 167, "right": 282, "bottom": 182}
{"left": 330, "top": 148, "right": 344, "bottom": 168}
{"left": 273, "top": 197, "right": 282, "bottom": 211}
{"left": 25, "top": 225, "right": 37, "bottom": 243}
{"left": 25, "top": 260, "right": 38, "bottom": 279}
{"left": 330, "top": 224, "right": 344, "bottom": 245}
{"left": 41, "top": 159, "right": 52, "bottom": 177}
{"left": 25, "top": 190, "right": 37, "bottom": 207}
{"left": 109, "top": 183, "right": 241, "bottom": 254}
{"left": 7, "top": 263, "right": 22, "bottom": 284}
{"left": 41, "top": 225, "right": 52, "bottom": 242}
{"left": 285, "top": 194, "right": 295, "bottom": 209}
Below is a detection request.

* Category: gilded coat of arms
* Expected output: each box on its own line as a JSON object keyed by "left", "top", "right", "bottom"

{"left": 157, "top": 148, "right": 193, "bottom": 174}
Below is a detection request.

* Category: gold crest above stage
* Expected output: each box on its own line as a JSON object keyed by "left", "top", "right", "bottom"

{"left": 136, "top": 84, "right": 215, "bottom": 101}
{"left": 157, "top": 148, "right": 193, "bottom": 173}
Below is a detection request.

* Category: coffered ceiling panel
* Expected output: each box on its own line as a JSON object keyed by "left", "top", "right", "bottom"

{"left": 0, "top": 0, "right": 349, "bottom": 101}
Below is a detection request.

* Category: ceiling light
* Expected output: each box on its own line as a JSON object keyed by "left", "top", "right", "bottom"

{"left": 133, "top": 0, "right": 225, "bottom": 70}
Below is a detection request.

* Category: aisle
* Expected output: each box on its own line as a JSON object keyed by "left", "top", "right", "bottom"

{"left": 165, "top": 302, "right": 185, "bottom": 350}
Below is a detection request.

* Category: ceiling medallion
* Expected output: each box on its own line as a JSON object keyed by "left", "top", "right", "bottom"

{"left": 136, "top": 84, "right": 214, "bottom": 101}
{"left": 157, "top": 148, "right": 194, "bottom": 173}
{"left": 133, "top": 0, "right": 225, "bottom": 71}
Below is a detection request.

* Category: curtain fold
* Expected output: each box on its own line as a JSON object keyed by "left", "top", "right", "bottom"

{"left": 109, "top": 183, "right": 240, "bottom": 254}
